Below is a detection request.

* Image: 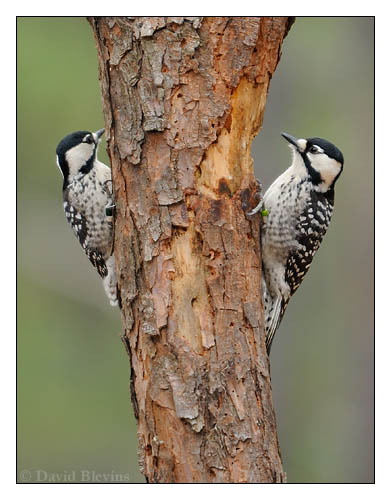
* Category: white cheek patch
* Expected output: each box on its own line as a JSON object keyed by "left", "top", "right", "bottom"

{"left": 311, "top": 154, "right": 342, "bottom": 188}
{"left": 65, "top": 143, "right": 94, "bottom": 175}
{"left": 321, "top": 159, "right": 341, "bottom": 186}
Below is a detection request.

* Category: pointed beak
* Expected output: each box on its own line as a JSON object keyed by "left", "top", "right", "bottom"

{"left": 281, "top": 132, "right": 300, "bottom": 149}
{"left": 281, "top": 132, "right": 307, "bottom": 153}
{"left": 93, "top": 128, "right": 105, "bottom": 142}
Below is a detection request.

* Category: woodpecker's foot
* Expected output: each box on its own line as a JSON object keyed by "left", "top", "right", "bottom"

{"left": 103, "top": 179, "right": 113, "bottom": 193}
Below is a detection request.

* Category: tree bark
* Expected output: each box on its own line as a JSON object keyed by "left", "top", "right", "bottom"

{"left": 89, "top": 16, "right": 293, "bottom": 483}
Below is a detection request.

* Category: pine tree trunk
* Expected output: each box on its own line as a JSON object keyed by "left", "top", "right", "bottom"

{"left": 89, "top": 16, "right": 294, "bottom": 483}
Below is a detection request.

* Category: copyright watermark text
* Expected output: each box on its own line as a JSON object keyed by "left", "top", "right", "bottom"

{"left": 19, "top": 469, "right": 131, "bottom": 483}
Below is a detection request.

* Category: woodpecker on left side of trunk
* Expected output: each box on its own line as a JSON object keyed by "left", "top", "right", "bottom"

{"left": 56, "top": 129, "right": 118, "bottom": 306}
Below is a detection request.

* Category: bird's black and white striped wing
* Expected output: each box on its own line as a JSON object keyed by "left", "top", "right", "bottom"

{"left": 285, "top": 191, "right": 334, "bottom": 295}
{"left": 63, "top": 200, "right": 108, "bottom": 278}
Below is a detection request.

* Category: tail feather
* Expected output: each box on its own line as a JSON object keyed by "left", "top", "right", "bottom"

{"left": 264, "top": 296, "right": 282, "bottom": 354}
{"left": 263, "top": 284, "right": 286, "bottom": 354}
{"left": 103, "top": 255, "right": 118, "bottom": 306}
{"left": 265, "top": 298, "right": 282, "bottom": 353}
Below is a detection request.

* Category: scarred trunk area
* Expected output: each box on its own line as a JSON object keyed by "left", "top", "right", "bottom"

{"left": 89, "top": 16, "right": 293, "bottom": 483}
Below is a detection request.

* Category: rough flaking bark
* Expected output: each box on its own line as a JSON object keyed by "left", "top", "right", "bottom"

{"left": 88, "top": 16, "right": 294, "bottom": 483}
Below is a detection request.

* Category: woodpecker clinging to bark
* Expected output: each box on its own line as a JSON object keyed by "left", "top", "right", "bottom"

{"left": 248, "top": 132, "right": 344, "bottom": 353}
{"left": 56, "top": 129, "right": 118, "bottom": 306}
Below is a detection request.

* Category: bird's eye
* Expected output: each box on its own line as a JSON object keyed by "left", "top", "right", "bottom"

{"left": 309, "top": 146, "right": 319, "bottom": 154}
{"left": 84, "top": 135, "right": 94, "bottom": 144}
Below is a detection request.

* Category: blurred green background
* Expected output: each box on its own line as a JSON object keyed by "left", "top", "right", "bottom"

{"left": 17, "top": 17, "right": 374, "bottom": 483}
